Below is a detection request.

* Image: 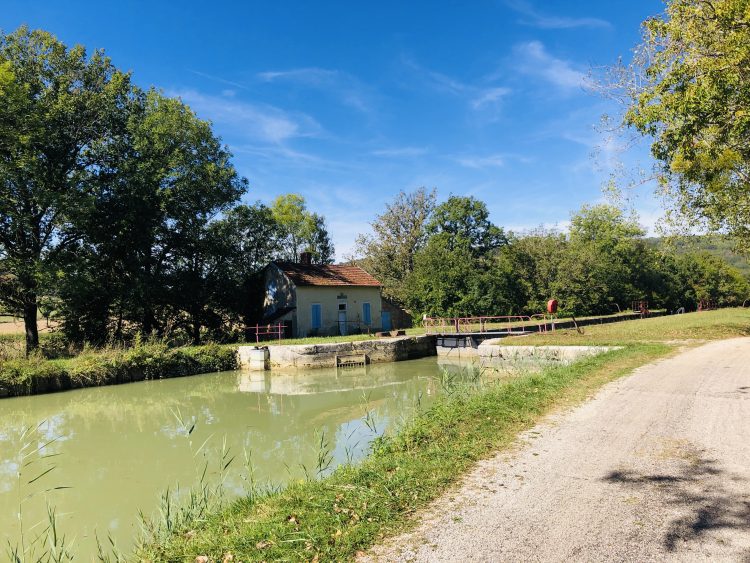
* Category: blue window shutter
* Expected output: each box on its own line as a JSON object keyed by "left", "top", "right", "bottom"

{"left": 363, "top": 302, "right": 371, "bottom": 325}
{"left": 312, "top": 304, "right": 322, "bottom": 329}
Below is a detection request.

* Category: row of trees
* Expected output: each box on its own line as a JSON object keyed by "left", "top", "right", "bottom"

{"left": 355, "top": 189, "right": 750, "bottom": 318}
{"left": 0, "top": 28, "right": 333, "bottom": 351}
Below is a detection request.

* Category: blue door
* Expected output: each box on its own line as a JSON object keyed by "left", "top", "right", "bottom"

{"left": 381, "top": 311, "right": 392, "bottom": 331}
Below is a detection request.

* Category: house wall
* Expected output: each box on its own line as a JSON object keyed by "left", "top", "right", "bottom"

{"left": 295, "top": 286, "right": 382, "bottom": 337}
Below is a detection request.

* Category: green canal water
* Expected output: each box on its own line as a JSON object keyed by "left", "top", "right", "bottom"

{"left": 0, "top": 357, "right": 462, "bottom": 559}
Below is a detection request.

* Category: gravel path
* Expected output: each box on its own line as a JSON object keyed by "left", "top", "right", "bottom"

{"left": 363, "top": 338, "right": 750, "bottom": 562}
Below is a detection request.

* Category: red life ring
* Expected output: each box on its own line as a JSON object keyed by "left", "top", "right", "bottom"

{"left": 547, "top": 299, "right": 558, "bottom": 314}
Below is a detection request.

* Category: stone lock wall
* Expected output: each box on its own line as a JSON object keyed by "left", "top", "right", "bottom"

{"left": 238, "top": 335, "right": 436, "bottom": 370}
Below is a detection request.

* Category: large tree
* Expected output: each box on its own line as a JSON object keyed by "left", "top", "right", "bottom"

{"left": 354, "top": 187, "right": 436, "bottom": 304}
{"left": 405, "top": 195, "right": 514, "bottom": 317}
{"left": 553, "top": 205, "right": 652, "bottom": 314}
{"left": 426, "top": 195, "right": 507, "bottom": 256}
{"left": 0, "top": 27, "right": 133, "bottom": 352}
{"left": 623, "top": 0, "right": 750, "bottom": 249}
{"left": 271, "top": 194, "right": 334, "bottom": 264}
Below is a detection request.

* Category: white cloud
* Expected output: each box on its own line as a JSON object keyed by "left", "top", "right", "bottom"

{"left": 402, "top": 57, "right": 512, "bottom": 112}
{"left": 471, "top": 87, "right": 512, "bottom": 109}
{"left": 456, "top": 154, "right": 507, "bottom": 169}
{"left": 257, "top": 67, "right": 374, "bottom": 113}
{"left": 513, "top": 41, "right": 589, "bottom": 91}
{"left": 371, "top": 147, "right": 429, "bottom": 158}
{"left": 187, "top": 69, "right": 250, "bottom": 91}
{"left": 172, "top": 89, "right": 322, "bottom": 144}
{"left": 505, "top": 0, "right": 611, "bottom": 29}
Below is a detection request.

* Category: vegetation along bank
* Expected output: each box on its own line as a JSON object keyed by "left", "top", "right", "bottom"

{"left": 136, "top": 309, "right": 750, "bottom": 561}
{"left": 0, "top": 340, "right": 236, "bottom": 398}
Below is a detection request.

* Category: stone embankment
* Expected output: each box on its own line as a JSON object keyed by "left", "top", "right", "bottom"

{"left": 238, "top": 334, "right": 436, "bottom": 370}
{"left": 475, "top": 341, "right": 621, "bottom": 369}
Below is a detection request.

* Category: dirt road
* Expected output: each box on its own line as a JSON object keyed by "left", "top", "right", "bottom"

{"left": 365, "top": 338, "right": 750, "bottom": 562}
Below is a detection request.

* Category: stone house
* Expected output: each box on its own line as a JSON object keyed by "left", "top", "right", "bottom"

{"left": 262, "top": 254, "right": 390, "bottom": 338}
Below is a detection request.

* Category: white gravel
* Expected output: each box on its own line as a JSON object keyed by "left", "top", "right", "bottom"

{"left": 363, "top": 338, "right": 750, "bottom": 562}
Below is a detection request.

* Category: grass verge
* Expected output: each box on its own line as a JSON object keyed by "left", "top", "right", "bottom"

{"left": 0, "top": 342, "right": 237, "bottom": 398}
{"left": 137, "top": 342, "right": 671, "bottom": 561}
{"left": 501, "top": 308, "right": 750, "bottom": 347}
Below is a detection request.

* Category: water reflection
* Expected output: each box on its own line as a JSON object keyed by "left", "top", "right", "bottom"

{"left": 0, "top": 358, "right": 446, "bottom": 558}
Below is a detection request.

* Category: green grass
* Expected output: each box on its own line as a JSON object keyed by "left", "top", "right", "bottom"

{"left": 138, "top": 307, "right": 750, "bottom": 561}
{"left": 137, "top": 344, "right": 672, "bottom": 561}
{"left": 502, "top": 308, "right": 750, "bottom": 346}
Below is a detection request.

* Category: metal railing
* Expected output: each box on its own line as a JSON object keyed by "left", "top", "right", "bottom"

{"left": 423, "top": 315, "right": 541, "bottom": 335}
{"left": 249, "top": 322, "right": 285, "bottom": 343}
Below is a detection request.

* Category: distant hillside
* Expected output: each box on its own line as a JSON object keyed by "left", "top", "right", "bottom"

{"left": 645, "top": 235, "right": 750, "bottom": 277}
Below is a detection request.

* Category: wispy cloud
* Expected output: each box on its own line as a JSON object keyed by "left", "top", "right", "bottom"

{"left": 371, "top": 146, "right": 429, "bottom": 158}
{"left": 402, "top": 57, "right": 511, "bottom": 113}
{"left": 257, "top": 67, "right": 374, "bottom": 113}
{"left": 455, "top": 152, "right": 533, "bottom": 169}
{"left": 187, "top": 69, "right": 251, "bottom": 91}
{"left": 172, "top": 89, "right": 322, "bottom": 144}
{"left": 456, "top": 154, "right": 507, "bottom": 169}
{"left": 512, "top": 41, "right": 589, "bottom": 91}
{"left": 505, "top": 0, "right": 611, "bottom": 29}
{"left": 471, "top": 87, "right": 512, "bottom": 109}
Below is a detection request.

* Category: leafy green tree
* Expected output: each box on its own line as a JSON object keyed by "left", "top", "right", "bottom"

{"left": 405, "top": 196, "right": 515, "bottom": 317}
{"left": 271, "top": 194, "right": 334, "bottom": 263}
{"left": 207, "top": 203, "right": 283, "bottom": 334}
{"left": 553, "top": 205, "right": 647, "bottom": 315}
{"left": 502, "top": 229, "right": 567, "bottom": 313}
{"left": 145, "top": 92, "right": 246, "bottom": 343}
{"left": 623, "top": 0, "right": 750, "bottom": 249}
{"left": 58, "top": 89, "right": 247, "bottom": 344}
{"left": 426, "top": 196, "right": 507, "bottom": 256}
{"left": 406, "top": 237, "right": 521, "bottom": 317}
{"left": 675, "top": 251, "right": 750, "bottom": 309}
{"left": 0, "top": 27, "right": 134, "bottom": 352}
{"left": 354, "top": 187, "right": 436, "bottom": 304}
{"left": 305, "top": 213, "right": 335, "bottom": 264}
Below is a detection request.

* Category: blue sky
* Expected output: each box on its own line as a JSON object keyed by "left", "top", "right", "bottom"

{"left": 2, "top": 1, "right": 664, "bottom": 258}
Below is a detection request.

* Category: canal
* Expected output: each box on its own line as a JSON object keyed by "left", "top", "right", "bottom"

{"left": 0, "top": 357, "right": 461, "bottom": 559}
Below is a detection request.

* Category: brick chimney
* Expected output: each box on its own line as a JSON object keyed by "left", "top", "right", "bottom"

{"left": 300, "top": 251, "right": 312, "bottom": 265}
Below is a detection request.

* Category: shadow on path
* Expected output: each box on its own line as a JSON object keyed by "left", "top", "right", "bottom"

{"left": 603, "top": 451, "right": 750, "bottom": 553}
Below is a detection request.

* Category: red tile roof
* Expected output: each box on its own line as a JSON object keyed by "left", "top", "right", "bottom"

{"left": 274, "top": 262, "right": 381, "bottom": 287}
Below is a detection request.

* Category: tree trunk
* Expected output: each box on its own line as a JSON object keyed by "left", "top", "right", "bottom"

{"left": 191, "top": 319, "right": 201, "bottom": 346}
{"left": 142, "top": 308, "right": 155, "bottom": 337}
{"left": 24, "top": 297, "right": 39, "bottom": 355}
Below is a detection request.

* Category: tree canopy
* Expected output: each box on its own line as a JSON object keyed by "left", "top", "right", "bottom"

{"left": 0, "top": 26, "right": 134, "bottom": 351}
{"left": 0, "top": 27, "right": 339, "bottom": 351}
{"left": 623, "top": 0, "right": 750, "bottom": 249}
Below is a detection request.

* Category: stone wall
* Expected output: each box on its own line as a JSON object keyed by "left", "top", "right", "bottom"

{"left": 238, "top": 334, "right": 436, "bottom": 370}
{"left": 477, "top": 340, "right": 621, "bottom": 369}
